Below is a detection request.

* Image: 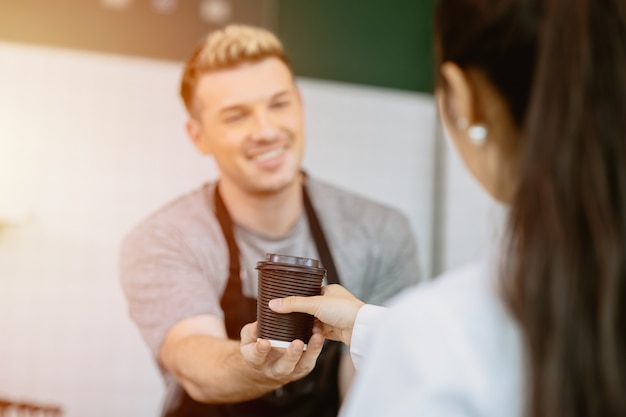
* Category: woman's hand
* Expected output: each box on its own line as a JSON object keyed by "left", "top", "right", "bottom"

{"left": 268, "top": 284, "right": 365, "bottom": 346}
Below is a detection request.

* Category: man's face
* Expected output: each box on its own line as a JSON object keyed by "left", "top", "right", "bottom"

{"left": 188, "top": 57, "right": 306, "bottom": 195}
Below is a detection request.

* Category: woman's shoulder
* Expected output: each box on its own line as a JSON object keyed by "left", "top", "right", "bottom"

{"left": 388, "top": 259, "right": 495, "bottom": 312}
{"left": 346, "top": 261, "right": 523, "bottom": 417}
{"left": 384, "top": 256, "right": 520, "bottom": 362}
{"left": 363, "top": 258, "right": 524, "bottom": 417}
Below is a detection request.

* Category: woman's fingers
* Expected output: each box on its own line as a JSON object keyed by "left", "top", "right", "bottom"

{"left": 269, "top": 295, "right": 322, "bottom": 315}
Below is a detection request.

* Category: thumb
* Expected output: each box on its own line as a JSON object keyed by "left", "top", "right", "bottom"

{"left": 268, "top": 295, "right": 322, "bottom": 315}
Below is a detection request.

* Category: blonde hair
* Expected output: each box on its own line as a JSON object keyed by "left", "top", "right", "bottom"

{"left": 180, "top": 24, "right": 290, "bottom": 114}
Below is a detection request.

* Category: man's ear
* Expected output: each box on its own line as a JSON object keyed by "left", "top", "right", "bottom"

{"left": 186, "top": 118, "right": 212, "bottom": 155}
{"left": 437, "top": 62, "right": 477, "bottom": 130}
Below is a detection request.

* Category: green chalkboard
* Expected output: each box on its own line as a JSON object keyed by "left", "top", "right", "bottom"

{"left": 0, "top": 0, "right": 434, "bottom": 93}
{"left": 277, "top": 0, "right": 435, "bottom": 93}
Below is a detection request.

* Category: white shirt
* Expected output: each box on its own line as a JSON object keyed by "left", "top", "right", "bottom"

{"left": 342, "top": 258, "right": 524, "bottom": 417}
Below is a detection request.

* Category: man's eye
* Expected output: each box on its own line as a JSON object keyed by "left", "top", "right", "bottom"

{"left": 270, "top": 101, "right": 290, "bottom": 109}
{"left": 223, "top": 113, "right": 246, "bottom": 123}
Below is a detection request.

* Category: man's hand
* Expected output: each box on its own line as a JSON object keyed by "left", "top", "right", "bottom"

{"left": 268, "top": 284, "right": 364, "bottom": 346}
{"left": 160, "top": 314, "right": 326, "bottom": 404}
{"left": 239, "top": 321, "right": 326, "bottom": 385}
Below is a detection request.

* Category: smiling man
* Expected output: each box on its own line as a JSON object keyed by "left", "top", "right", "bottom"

{"left": 120, "top": 25, "right": 421, "bottom": 417}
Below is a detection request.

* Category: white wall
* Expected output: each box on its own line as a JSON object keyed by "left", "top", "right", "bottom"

{"left": 0, "top": 42, "right": 200, "bottom": 417}
{"left": 439, "top": 131, "right": 507, "bottom": 271}
{"left": 0, "top": 41, "right": 447, "bottom": 416}
{"left": 300, "top": 78, "right": 437, "bottom": 278}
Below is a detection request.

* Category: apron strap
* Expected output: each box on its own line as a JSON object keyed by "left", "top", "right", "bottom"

{"left": 177, "top": 179, "right": 343, "bottom": 417}
{"left": 214, "top": 183, "right": 245, "bottom": 318}
{"left": 214, "top": 176, "right": 341, "bottom": 306}
{"left": 302, "top": 183, "right": 340, "bottom": 285}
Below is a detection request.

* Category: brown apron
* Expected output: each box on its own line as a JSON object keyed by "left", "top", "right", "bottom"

{"left": 165, "top": 181, "right": 342, "bottom": 417}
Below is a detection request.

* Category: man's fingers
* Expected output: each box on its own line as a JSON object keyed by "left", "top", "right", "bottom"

{"left": 240, "top": 322, "right": 272, "bottom": 367}
{"left": 270, "top": 340, "right": 305, "bottom": 376}
{"left": 241, "top": 338, "right": 272, "bottom": 367}
{"left": 294, "top": 333, "right": 325, "bottom": 375}
{"left": 240, "top": 321, "right": 258, "bottom": 343}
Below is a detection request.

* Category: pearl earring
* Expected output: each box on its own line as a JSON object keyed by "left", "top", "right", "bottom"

{"left": 467, "top": 124, "right": 488, "bottom": 146}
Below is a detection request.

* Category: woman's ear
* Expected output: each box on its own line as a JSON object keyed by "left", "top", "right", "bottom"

{"left": 437, "top": 62, "right": 520, "bottom": 203}
{"left": 186, "top": 118, "right": 212, "bottom": 155}
{"left": 437, "top": 62, "right": 476, "bottom": 134}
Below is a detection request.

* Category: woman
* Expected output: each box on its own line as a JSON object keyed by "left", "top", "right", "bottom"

{"left": 266, "top": 0, "right": 626, "bottom": 415}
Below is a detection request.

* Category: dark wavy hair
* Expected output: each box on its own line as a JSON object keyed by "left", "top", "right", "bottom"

{"left": 435, "top": 0, "right": 626, "bottom": 416}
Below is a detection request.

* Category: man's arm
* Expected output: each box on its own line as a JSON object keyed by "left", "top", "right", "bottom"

{"left": 159, "top": 314, "right": 325, "bottom": 403}
{"left": 120, "top": 211, "right": 325, "bottom": 404}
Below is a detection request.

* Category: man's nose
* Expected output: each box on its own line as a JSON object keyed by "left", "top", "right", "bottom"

{"left": 249, "top": 109, "right": 279, "bottom": 141}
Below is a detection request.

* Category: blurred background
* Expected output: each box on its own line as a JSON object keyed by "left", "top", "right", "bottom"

{"left": 0, "top": 0, "right": 503, "bottom": 415}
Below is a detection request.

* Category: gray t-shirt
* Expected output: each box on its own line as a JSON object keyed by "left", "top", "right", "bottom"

{"left": 119, "top": 177, "right": 421, "bottom": 401}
